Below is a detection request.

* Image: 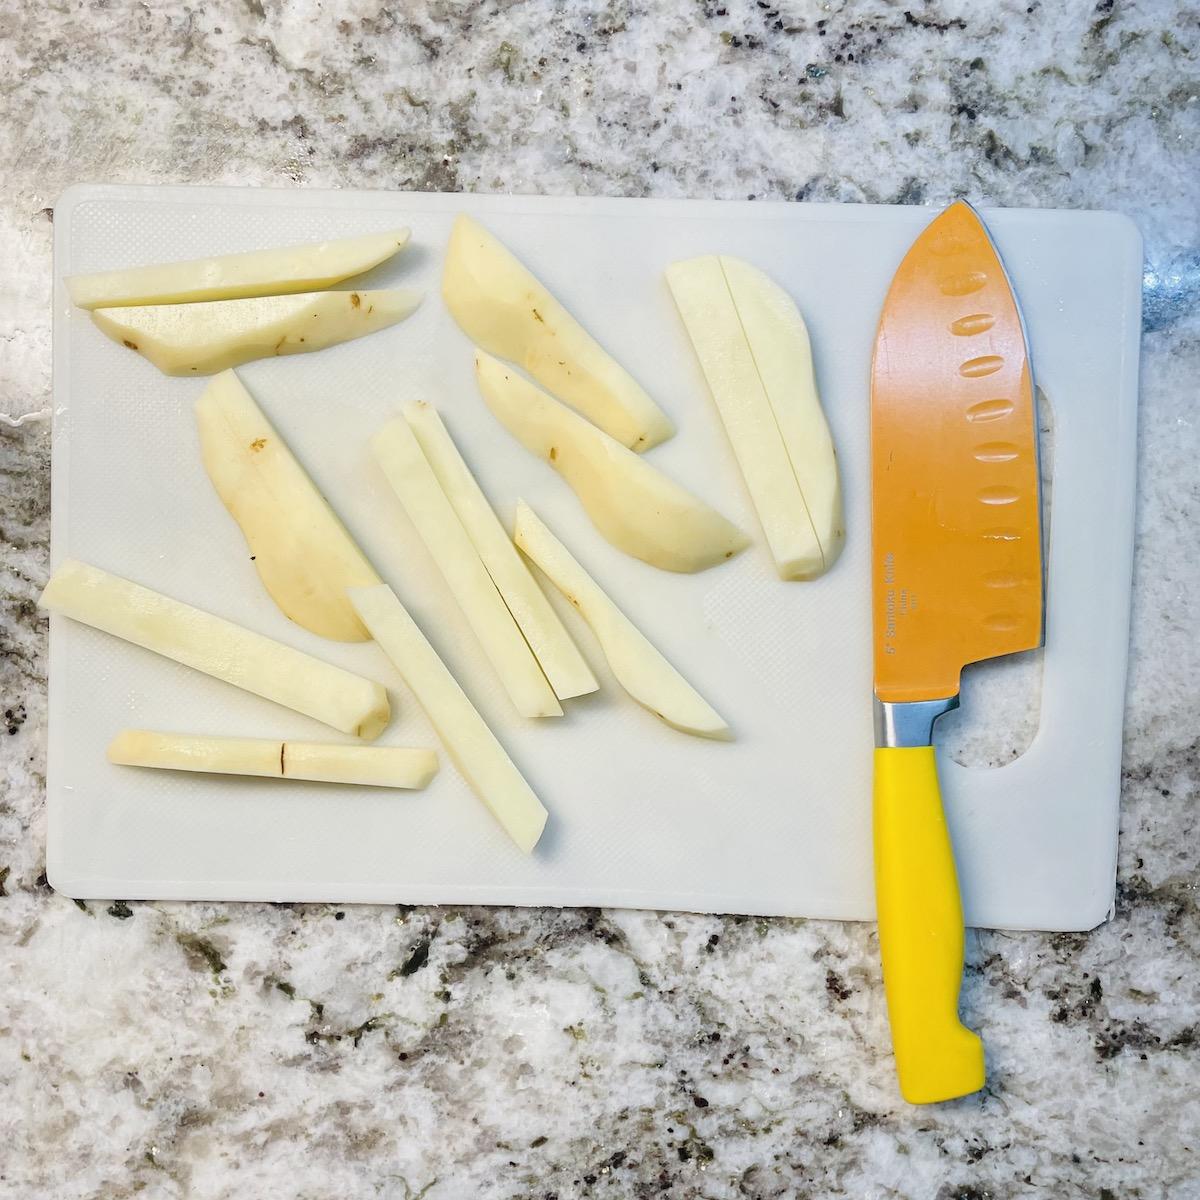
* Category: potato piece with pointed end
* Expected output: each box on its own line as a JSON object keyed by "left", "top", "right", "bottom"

{"left": 403, "top": 401, "right": 598, "bottom": 701}
{"left": 719, "top": 257, "right": 844, "bottom": 574}
{"left": 108, "top": 730, "right": 438, "bottom": 789}
{"left": 197, "top": 370, "right": 380, "bottom": 642}
{"left": 513, "top": 503, "right": 731, "bottom": 740}
{"left": 349, "top": 584, "right": 548, "bottom": 853}
{"left": 91, "top": 288, "right": 421, "bottom": 376}
{"left": 442, "top": 215, "right": 674, "bottom": 451}
{"left": 475, "top": 352, "right": 747, "bottom": 573}
{"left": 667, "top": 256, "right": 818, "bottom": 578}
{"left": 666, "top": 256, "right": 844, "bottom": 580}
{"left": 66, "top": 228, "right": 411, "bottom": 309}
{"left": 372, "top": 417, "right": 562, "bottom": 719}
{"left": 40, "top": 561, "right": 390, "bottom": 739}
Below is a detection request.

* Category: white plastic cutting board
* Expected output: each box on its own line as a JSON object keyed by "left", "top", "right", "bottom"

{"left": 47, "top": 185, "right": 1140, "bottom": 929}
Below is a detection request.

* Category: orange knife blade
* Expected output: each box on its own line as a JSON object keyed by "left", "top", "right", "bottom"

{"left": 872, "top": 201, "right": 1043, "bottom": 703}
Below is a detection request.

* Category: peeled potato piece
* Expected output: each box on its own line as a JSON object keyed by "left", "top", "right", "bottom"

{"left": 372, "top": 417, "right": 562, "bottom": 719}
{"left": 719, "top": 256, "right": 844, "bottom": 575}
{"left": 667, "top": 256, "right": 843, "bottom": 580}
{"left": 475, "top": 352, "right": 747, "bottom": 574}
{"left": 108, "top": 730, "right": 437, "bottom": 789}
{"left": 513, "top": 502, "right": 730, "bottom": 740}
{"left": 66, "top": 228, "right": 411, "bottom": 308}
{"left": 91, "top": 288, "right": 420, "bottom": 376}
{"left": 39, "top": 560, "right": 390, "bottom": 740}
{"left": 197, "top": 370, "right": 380, "bottom": 642}
{"left": 403, "top": 400, "right": 598, "bottom": 702}
{"left": 442, "top": 215, "right": 673, "bottom": 451}
{"left": 350, "top": 584, "right": 548, "bottom": 853}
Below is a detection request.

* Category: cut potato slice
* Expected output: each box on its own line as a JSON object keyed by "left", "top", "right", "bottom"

{"left": 475, "top": 352, "right": 747, "bottom": 573}
{"left": 349, "top": 584, "right": 548, "bottom": 853}
{"left": 403, "top": 400, "right": 598, "bottom": 701}
{"left": 666, "top": 256, "right": 844, "bottom": 580}
{"left": 513, "top": 502, "right": 730, "bottom": 740}
{"left": 719, "top": 256, "right": 845, "bottom": 574}
{"left": 197, "top": 370, "right": 381, "bottom": 642}
{"left": 66, "top": 228, "right": 411, "bottom": 309}
{"left": 40, "top": 560, "right": 390, "bottom": 740}
{"left": 442, "top": 214, "right": 674, "bottom": 451}
{"left": 108, "top": 730, "right": 437, "bottom": 789}
{"left": 92, "top": 288, "right": 420, "bottom": 376}
{"left": 372, "top": 417, "right": 562, "bottom": 719}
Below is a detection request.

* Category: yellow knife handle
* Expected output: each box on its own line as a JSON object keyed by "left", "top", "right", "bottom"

{"left": 874, "top": 745, "right": 985, "bottom": 1103}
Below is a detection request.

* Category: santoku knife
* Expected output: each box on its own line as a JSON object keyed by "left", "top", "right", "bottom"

{"left": 870, "top": 201, "right": 1044, "bottom": 1103}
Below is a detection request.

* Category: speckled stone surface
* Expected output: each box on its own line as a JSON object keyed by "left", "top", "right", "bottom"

{"left": 1, "top": 2, "right": 1198, "bottom": 1197}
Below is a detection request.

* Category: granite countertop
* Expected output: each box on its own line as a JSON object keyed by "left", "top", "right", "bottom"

{"left": 1, "top": 2, "right": 1197, "bottom": 1197}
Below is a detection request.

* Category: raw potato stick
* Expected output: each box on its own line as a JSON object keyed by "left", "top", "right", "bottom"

{"left": 513, "top": 502, "right": 730, "bottom": 740}
{"left": 371, "top": 416, "right": 562, "bottom": 719}
{"left": 349, "top": 584, "right": 548, "bottom": 853}
{"left": 402, "top": 400, "right": 598, "bottom": 701}
{"left": 40, "top": 560, "right": 390, "bottom": 740}
{"left": 66, "top": 228, "right": 412, "bottom": 308}
{"left": 91, "top": 288, "right": 420, "bottom": 376}
{"left": 442, "top": 214, "right": 674, "bottom": 451}
{"left": 719, "top": 256, "right": 844, "bottom": 575}
{"left": 666, "top": 256, "right": 844, "bottom": 579}
{"left": 108, "top": 730, "right": 437, "bottom": 789}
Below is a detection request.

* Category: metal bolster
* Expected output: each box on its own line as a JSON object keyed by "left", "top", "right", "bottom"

{"left": 874, "top": 696, "right": 960, "bottom": 748}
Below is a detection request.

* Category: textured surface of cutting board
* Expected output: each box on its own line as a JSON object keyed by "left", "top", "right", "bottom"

{"left": 47, "top": 186, "right": 1140, "bottom": 928}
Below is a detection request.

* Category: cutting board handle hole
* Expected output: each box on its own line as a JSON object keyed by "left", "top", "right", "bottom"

{"left": 935, "top": 386, "right": 1055, "bottom": 770}
{"left": 936, "top": 646, "right": 1045, "bottom": 768}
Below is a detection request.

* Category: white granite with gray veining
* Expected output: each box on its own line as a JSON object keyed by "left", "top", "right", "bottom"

{"left": 1, "top": 2, "right": 1198, "bottom": 1197}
